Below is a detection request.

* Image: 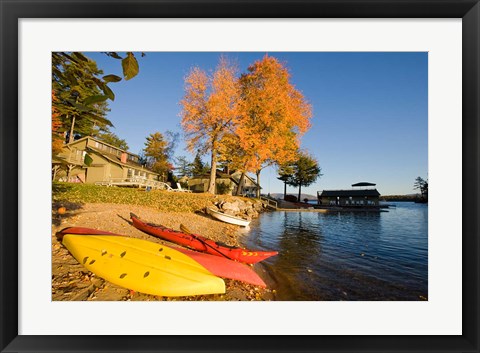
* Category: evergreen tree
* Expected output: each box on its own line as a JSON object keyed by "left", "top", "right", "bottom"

{"left": 175, "top": 156, "right": 193, "bottom": 177}
{"left": 414, "top": 177, "right": 428, "bottom": 201}
{"left": 96, "top": 128, "right": 129, "bottom": 150}
{"left": 287, "top": 151, "right": 322, "bottom": 201}
{"left": 52, "top": 51, "right": 141, "bottom": 145}
{"left": 137, "top": 151, "right": 148, "bottom": 167}
{"left": 51, "top": 91, "right": 64, "bottom": 155}
{"left": 143, "top": 132, "right": 170, "bottom": 177}
{"left": 277, "top": 162, "right": 295, "bottom": 200}
{"left": 191, "top": 152, "right": 209, "bottom": 176}
{"left": 143, "top": 132, "right": 177, "bottom": 180}
{"left": 52, "top": 52, "right": 113, "bottom": 143}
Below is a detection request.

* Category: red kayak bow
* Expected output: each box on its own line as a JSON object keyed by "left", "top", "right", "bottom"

{"left": 130, "top": 213, "right": 278, "bottom": 264}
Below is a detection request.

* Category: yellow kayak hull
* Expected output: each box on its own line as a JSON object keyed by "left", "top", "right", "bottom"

{"left": 62, "top": 234, "right": 225, "bottom": 297}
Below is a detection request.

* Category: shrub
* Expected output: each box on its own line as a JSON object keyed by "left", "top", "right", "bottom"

{"left": 284, "top": 194, "right": 297, "bottom": 202}
{"left": 216, "top": 182, "right": 231, "bottom": 195}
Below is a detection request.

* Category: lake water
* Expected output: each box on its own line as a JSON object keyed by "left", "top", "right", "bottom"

{"left": 243, "top": 202, "right": 428, "bottom": 301}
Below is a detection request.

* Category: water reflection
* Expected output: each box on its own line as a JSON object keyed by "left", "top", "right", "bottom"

{"left": 244, "top": 203, "right": 428, "bottom": 301}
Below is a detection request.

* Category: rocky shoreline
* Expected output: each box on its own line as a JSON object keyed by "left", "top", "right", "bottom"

{"left": 211, "top": 197, "right": 265, "bottom": 220}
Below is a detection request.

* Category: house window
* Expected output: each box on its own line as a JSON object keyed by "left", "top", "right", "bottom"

{"left": 71, "top": 148, "right": 82, "bottom": 162}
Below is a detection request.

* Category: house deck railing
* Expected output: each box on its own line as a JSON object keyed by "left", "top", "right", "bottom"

{"left": 95, "top": 177, "right": 173, "bottom": 190}
{"left": 260, "top": 196, "right": 278, "bottom": 210}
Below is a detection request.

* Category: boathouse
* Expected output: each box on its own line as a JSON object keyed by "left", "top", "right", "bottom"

{"left": 317, "top": 182, "right": 381, "bottom": 206}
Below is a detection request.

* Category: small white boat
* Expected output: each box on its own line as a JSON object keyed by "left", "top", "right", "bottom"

{"left": 206, "top": 207, "right": 251, "bottom": 227}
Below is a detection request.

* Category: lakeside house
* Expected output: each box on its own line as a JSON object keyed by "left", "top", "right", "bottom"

{"left": 52, "top": 136, "right": 160, "bottom": 183}
{"left": 317, "top": 182, "right": 381, "bottom": 206}
{"left": 188, "top": 170, "right": 260, "bottom": 196}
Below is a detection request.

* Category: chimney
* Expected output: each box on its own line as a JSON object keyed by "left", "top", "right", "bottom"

{"left": 120, "top": 152, "right": 128, "bottom": 164}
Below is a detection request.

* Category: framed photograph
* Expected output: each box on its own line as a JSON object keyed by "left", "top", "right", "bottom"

{"left": 1, "top": 0, "right": 478, "bottom": 352}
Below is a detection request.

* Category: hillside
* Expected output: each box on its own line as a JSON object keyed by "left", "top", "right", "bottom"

{"left": 269, "top": 193, "right": 317, "bottom": 201}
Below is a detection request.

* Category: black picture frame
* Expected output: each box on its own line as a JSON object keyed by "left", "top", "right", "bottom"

{"left": 1, "top": 1, "right": 478, "bottom": 352}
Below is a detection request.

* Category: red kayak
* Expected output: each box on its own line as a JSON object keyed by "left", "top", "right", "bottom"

{"left": 56, "top": 227, "right": 267, "bottom": 287}
{"left": 130, "top": 213, "right": 278, "bottom": 264}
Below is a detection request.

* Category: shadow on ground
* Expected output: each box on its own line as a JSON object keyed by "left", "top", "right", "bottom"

{"left": 52, "top": 183, "right": 86, "bottom": 226}
{"left": 52, "top": 201, "right": 85, "bottom": 226}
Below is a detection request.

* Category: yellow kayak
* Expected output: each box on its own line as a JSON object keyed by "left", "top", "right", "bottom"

{"left": 62, "top": 234, "right": 225, "bottom": 297}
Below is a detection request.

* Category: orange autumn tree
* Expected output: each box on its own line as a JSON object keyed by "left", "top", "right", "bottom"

{"left": 180, "top": 57, "right": 240, "bottom": 194}
{"left": 235, "top": 55, "right": 312, "bottom": 197}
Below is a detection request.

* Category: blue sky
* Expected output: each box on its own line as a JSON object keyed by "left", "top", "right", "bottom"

{"left": 85, "top": 52, "right": 428, "bottom": 196}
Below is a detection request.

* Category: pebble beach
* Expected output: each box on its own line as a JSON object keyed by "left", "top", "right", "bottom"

{"left": 51, "top": 202, "right": 274, "bottom": 301}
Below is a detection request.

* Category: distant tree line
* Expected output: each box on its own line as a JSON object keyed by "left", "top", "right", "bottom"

{"left": 381, "top": 195, "right": 419, "bottom": 202}
{"left": 381, "top": 177, "right": 428, "bottom": 202}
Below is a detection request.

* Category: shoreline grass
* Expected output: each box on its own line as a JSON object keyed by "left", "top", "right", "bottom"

{"left": 52, "top": 182, "right": 253, "bottom": 213}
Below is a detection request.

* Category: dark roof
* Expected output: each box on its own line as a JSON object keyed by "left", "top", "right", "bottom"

{"left": 70, "top": 136, "right": 130, "bottom": 154}
{"left": 352, "top": 182, "right": 376, "bottom": 187}
{"left": 319, "top": 189, "right": 381, "bottom": 197}
{"left": 229, "top": 171, "right": 260, "bottom": 187}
